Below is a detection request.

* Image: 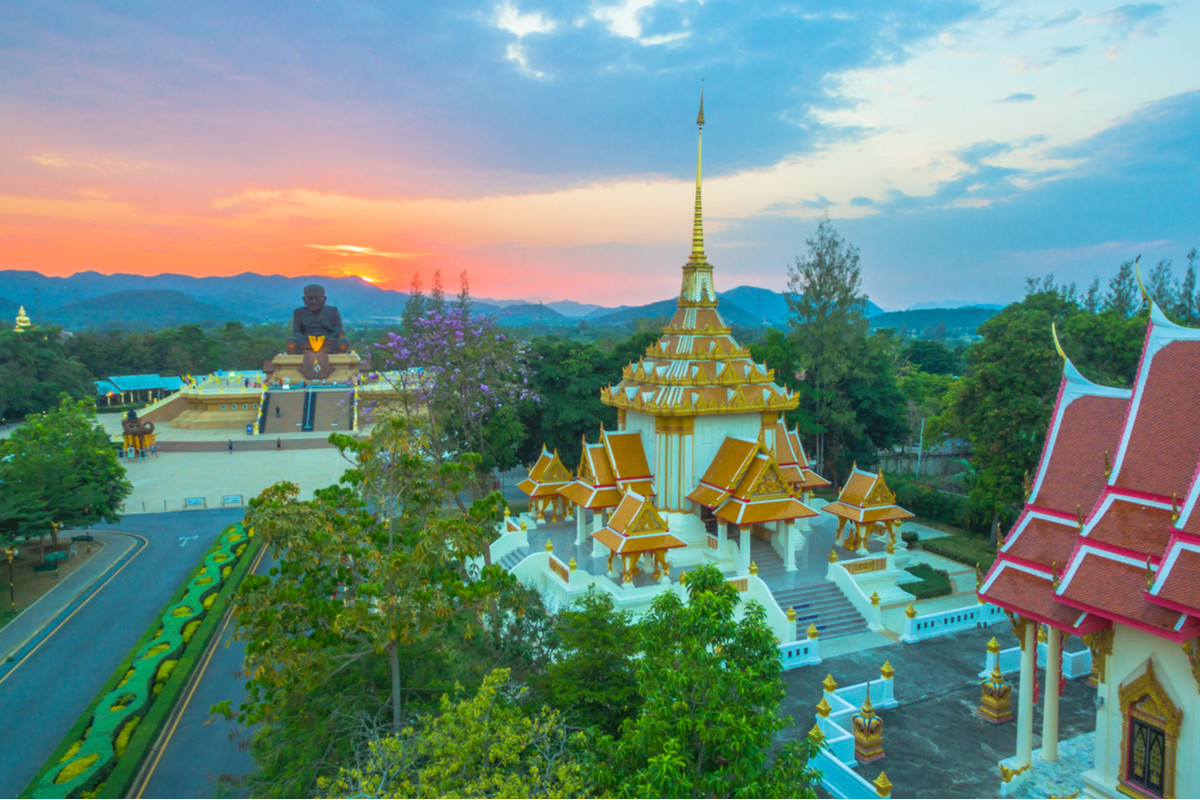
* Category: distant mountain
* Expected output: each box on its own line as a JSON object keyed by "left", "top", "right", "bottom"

{"left": 490, "top": 303, "right": 573, "bottom": 327}
{"left": 869, "top": 305, "right": 1000, "bottom": 336}
{"left": 716, "top": 286, "right": 885, "bottom": 326}
{"left": 906, "top": 299, "right": 1004, "bottom": 311}
{"left": 546, "top": 299, "right": 605, "bottom": 318}
{"left": 43, "top": 290, "right": 253, "bottom": 331}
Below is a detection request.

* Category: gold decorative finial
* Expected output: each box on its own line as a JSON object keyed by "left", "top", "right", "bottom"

{"left": 689, "top": 85, "right": 706, "bottom": 265}
{"left": 987, "top": 636, "right": 1001, "bottom": 654}
{"left": 545, "top": 538, "right": 553, "bottom": 552}
{"left": 904, "top": 604, "right": 917, "bottom": 619}
{"left": 1146, "top": 555, "right": 1154, "bottom": 589}
{"left": 869, "top": 590, "right": 881, "bottom": 606}
{"left": 816, "top": 697, "right": 832, "bottom": 718}
{"left": 1051, "top": 561, "right": 1060, "bottom": 590}
{"left": 1076, "top": 503, "right": 1084, "bottom": 531}
{"left": 822, "top": 673, "right": 838, "bottom": 693}
{"left": 786, "top": 606, "right": 797, "bottom": 622}
{"left": 808, "top": 723, "right": 825, "bottom": 743}
{"left": 828, "top": 547, "right": 839, "bottom": 564}
{"left": 1132, "top": 255, "right": 1149, "bottom": 303}
{"left": 1052, "top": 321, "right": 1067, "bottom": 360}
{"left": 807, "top": 622, "right": 820, "bottom": 639}
{"left": 1171, "top": 492, "right": 1179, "bottom": 522}
{"left": 880, "top": 660, "right": 895, "bottom": 680}
{"left": 873, "top": 771, "right": 893, "bottom": 798}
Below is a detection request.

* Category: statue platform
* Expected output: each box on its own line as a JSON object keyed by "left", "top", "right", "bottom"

{"left": 267, "top": 351, "right": 362, "bottom": 386}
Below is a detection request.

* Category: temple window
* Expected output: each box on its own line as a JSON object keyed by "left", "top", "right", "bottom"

{"left": 1118, "top": 661, "right": 1180, "bottom": 798}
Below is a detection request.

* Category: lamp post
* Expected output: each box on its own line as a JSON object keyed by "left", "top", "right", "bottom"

{"left": 3, "top": 546, "right": 17, "bottom": 610}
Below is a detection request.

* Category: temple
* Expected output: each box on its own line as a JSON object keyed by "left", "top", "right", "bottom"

{"left": 517, "top": 93, "right": 827, "bottom": 599}
{"left": 979, "top": 299, "right": 1200, "bottom": 797}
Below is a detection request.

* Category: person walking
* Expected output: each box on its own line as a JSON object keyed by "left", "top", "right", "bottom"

{"left": 227, "top": 439, "right": 233, "bottom": 454}
{"left": 276, "top": 437, "right": 282, "bottom": 450}
{"left": 275, "top": 406, "right": 280, "bottom": 418}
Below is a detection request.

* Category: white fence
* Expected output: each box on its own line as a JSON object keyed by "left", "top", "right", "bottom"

{"left": 901, "top": 602, "right": 1006, "bottom": 643}
{"left": 779, "top": 638, "right": 821, "bottom": 670}
{"left": 980, "top": 641, "right": 1093, "bottom": 680}
{"left": 812, "top": 673, "right": 897, "bottom": 798}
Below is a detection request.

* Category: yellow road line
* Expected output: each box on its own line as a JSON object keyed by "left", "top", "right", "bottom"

{"left": 0, "top": 531, "right": 148, "bottom": 689}
{"left": 133, "top": 543, "right": 267, "bottom": 798}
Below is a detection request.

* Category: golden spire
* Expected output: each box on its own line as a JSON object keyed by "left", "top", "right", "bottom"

{"left": 689, "top": 85, "right": 706, "bottom": 265}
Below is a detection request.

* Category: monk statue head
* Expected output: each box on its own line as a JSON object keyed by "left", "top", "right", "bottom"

{"left": 302, "top": 284, "right": 327, "bottom": 314}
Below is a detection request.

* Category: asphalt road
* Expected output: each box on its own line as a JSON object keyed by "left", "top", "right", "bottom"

{"left": 137, "top": 553, "right": 274, "bottom": 799}
{"left": 0, "top": 509, "right": 244, "bottom": 798}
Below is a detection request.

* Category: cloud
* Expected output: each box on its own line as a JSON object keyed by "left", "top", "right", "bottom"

{"left": 305, "top": 244, "right": 428, "bottom": 260}
{"left": 1001, "top": 92, "right": 1036, "bottom": 102}
{"left": 1103, "top": 3, "right": 1165, "bottom": 38}
{"left": 494, "top": 1, "right": 556, "bottom": 37}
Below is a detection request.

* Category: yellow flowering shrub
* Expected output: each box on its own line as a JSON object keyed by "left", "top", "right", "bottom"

{"left": 54, "top": 754, "right": 98, "bottom": 784}
{"left": 182, "top": 620, "right": 201, "bottom": 644}
{"left": 171, "top": 605, "right": 194, "bottom": 617}
{"left": 143, "top": 642, "right": 169, "bottom": 659}
{"left": 114, "top": 716, "right": 141, "bottom": 758}
{"left": 58, "top": 741, "right": 83, "bottom": 763}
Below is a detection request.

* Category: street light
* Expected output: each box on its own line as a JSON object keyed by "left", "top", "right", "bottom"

{"left": 3, "top": 546, "right": 17, "bottom": 610}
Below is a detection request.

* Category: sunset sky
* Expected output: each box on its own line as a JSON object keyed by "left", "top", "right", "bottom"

{"left": 2, "top": 1, "right": 1198, "bottom": 309}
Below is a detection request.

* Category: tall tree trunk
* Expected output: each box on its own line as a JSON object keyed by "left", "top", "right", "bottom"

{"left": 389, "top": 640, "right": 402, "bottom": 733}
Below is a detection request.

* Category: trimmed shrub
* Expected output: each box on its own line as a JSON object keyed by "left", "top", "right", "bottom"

{"left": 902, "top": 563, "right": 952, "bottom": 600}
{"left": 32, "top": 524, "right": 254, "bottom": 799}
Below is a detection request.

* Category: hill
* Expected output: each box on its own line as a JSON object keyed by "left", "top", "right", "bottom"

{"left": 42, "top": 290, "right": 253, "bottom": 331}
{"left": 868, "top": 305, "right": 1000, "bottom": 336}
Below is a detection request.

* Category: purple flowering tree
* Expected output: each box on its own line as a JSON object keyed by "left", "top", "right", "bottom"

{"left": 376, "top": 308, "right": 538, "bottom": 477}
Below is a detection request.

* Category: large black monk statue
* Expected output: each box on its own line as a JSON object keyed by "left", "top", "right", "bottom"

{"left": 286, "top": 283, "right": 350, "bottom": 353}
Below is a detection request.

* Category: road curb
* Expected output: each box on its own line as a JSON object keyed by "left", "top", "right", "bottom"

{"left": 0, "top": 531, "right": 144, "bottom": 679}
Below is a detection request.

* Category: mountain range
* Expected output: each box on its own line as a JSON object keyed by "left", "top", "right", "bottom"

{"left": 0, "top": 269, "right": 945, "bottom": 333}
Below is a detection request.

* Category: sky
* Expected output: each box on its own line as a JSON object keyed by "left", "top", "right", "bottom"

{"left": 1, "top": 1, "right": 1198, "bottom": 310}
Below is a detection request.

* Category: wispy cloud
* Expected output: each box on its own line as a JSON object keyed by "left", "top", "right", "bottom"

{"left": 1001, "top": 92, "right": 1037, "bottom": 102}
{"left": 305, "top": 244, "right": 427, "bottom": 260}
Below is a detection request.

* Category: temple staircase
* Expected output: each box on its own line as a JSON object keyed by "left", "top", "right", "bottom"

{"left": 748, "top": 537, "right": 869, "bottom": 640}
{"left": 259, "top": 390, "right": 307, "bottom": 434}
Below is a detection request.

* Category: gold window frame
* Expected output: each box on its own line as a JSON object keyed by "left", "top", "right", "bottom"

{"left": 1118, "top": 660, "right": 1182, "bottom": 799}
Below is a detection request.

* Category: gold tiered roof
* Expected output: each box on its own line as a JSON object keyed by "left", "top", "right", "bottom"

{"left": 600, "top": 92, "right": 797, "bottom": 418}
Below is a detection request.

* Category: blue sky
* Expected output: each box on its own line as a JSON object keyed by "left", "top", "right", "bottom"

{"left": 1, "top": 0, "right": 1197, "bottom": 308}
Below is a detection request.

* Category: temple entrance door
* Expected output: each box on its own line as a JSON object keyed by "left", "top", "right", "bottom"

{"left": 1127, "top": 717, "right": 1166, "bottom": 796}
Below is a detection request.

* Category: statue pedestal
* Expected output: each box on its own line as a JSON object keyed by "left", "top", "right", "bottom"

{"left": 269, "top": 352, "right": 361, "bottom": 385}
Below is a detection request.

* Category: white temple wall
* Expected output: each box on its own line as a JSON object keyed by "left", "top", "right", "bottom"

{"left": 693, "top": 412, "right": 763, "bottom": 475}
{"left": 1082, "top": 623, "right": 1198, "bottom": 799}
{"left": 623, "top": 411, "right": 656, "bottom": 459}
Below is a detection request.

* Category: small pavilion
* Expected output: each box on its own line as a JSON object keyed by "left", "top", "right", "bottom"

{"left": 823, "top": 467, "right": 913, "bottom": 554}
{"left": 517, "top": 447, "right": 573, "bottom": 522}
{"left": 593, "top": 490, "right": 686, "bottom": 584}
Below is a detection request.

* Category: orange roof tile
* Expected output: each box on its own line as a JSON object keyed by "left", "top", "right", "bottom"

{"left": 604, "top": 430, "right": 652, "bottom": 482}
{"left": 839, "top": 472, "right": 875, "bottom": 506}
{"left": 714, "top": 497, "right": 817, "bottom": 526}
{"left": 593, "top": 528, "right": 686, "bottom": 554}
{"left": 696, "top": 437, "right": 758, "bottom": 493}
{"left": 559, "top": 481, "right": 622, "bottom": 509}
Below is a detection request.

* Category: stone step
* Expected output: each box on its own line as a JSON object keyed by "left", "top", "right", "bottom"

{"left": 499, "top": 548, "right": 529, "bottom": 570}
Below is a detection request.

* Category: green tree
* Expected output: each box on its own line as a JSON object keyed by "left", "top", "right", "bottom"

{"left": 1105, "top": 260, "right": 1139, "bottom": 317}
{"left": 0, "top": 328, "right": 93, "bottom": 419}
{"left": 0, "top": 396, "right": 130, "bottom": 546}
{"left": 533, "top": 589, "right": 639, "bottom": 737}
{"left": 786, "top": 216, "right": 870, "bottom": 480}
{"left": 605, "top": 564, "right": 821, "bottom": 798}
{"left": 319, "top": 669, "right": 591, "bottom": 799}
{"left": 224, "top": 419, "right": 524, "bottom": 795}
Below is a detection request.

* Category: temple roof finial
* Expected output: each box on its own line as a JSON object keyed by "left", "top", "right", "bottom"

{"left": 689, "top": 84, "right": 706, "bottom": 265}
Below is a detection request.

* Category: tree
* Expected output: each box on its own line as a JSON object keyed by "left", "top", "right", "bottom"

{"left": 605, "top": 564, "right": 821, "bottom": 798}
{"left": 318, "top": 669, "right": 591, "bottom": 799}
{"left": 0, "top": 396, "right": 130, "bottom": 546}
{"left": 786, "top": 217, "right": 901, "bottom": 481}
{"left": 1104, "top": 260, "right": 1139, "bottom": 317}
{"left": 378, "top": 308, "right": 538, "bottom": 475}
{"left": 0, "top": 328, "right": 93, "bottom": 419}
{"left": 533, "top": 589, "right": 639, "bottom": 737}
{"left": 223, "top": 419, "right": 525, "bottom": 795}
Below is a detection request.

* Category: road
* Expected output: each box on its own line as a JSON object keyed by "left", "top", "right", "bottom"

{"left": 0, "top": 509, "right": 244, "bottom": 798}
{"left": 136, "top": 554, "right": 274, "bottom": 799}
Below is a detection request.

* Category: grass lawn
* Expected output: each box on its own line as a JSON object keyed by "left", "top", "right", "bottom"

{"left": 902, "top": 563, "right": 952, "bottom": 599}
{"left": 913, "top": 517, "right": 998, "bottom": 572}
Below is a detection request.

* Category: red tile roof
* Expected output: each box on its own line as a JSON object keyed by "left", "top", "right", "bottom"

{"left": 1059, "top": 551, "right": 1181, "bottom": 632}
{"left": 1004, "top": 514, "right": 1078, "bottom": 569}
{"left": 1083, "top": 498, "right": 1174, "bottom": 558}
{"left": 1034, "top": 394, "right": 1127, "bottom": 514}
{"left": 1114, "top": 339, "right": 1200, "bottom": 499}
{"left": 1151, "top": 544, "right": 1200, "bottom": 615}
{"left": 980, "top": 565, "right": 1081, "bottom": 628}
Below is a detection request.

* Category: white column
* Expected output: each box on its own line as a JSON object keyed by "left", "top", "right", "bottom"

{"left": 575, "top": 507, "right": 586, "bottom": 545}
{"left": 1042, "top": 627, "right": 1061, "bottom": 762}
{"left": 783, "top": 521, "right": 796, "bottom": 571}
{"left": 591, "top": 509, "right": 608, "bottom": 558}
{"left": 1016, "top": 621, "right": 1036, "bottom": 767}
{"left": 799, "top": 490, "right": 813, "bottom": 532}
{"left": 718, "top": 521, "right": 728, "bottom": 555}
{"left": 739, "top": 527, "right": 750, "bottom": 573}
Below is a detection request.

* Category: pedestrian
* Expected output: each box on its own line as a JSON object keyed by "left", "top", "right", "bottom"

{"left": 275, "top": 405, "right": 280, "bottom": 418}
{"left": 276, "top": 437, "right": 282, "bottom": 450}
{"left": 228, "top": 439, "right": 233, "bottom": 454}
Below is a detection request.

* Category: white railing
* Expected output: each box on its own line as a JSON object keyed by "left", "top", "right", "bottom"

{"left": 901, "top": 602, "right": 1006, "bottom": 643}
{"left": 812, "top": 750, "right": 883, "bottom": 799}
{"left": 811, "top": 671, "right": 897, "bottom": 798}
{"left": 980, "top": 642, "right": 1093, "bottom": 680}
{"left": 489, "top": 527, "right": 530, "bottom": 565}
{"left": 826, "top": 561, "right": 883, "bottom": 630}
{"left": 779, "top": 637, "right": 821, "bottom": 669}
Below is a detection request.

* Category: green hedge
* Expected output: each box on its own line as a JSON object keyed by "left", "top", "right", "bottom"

{"left": 25, "top": 523, "right": 262, "bottom": 799}
{"left": 901, "top": 563, "right": 952, "bottom": 600}
{"left": 886, "top": 473, "right": 1018, "bottom": 535}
